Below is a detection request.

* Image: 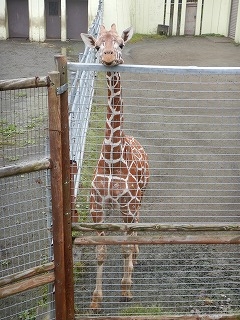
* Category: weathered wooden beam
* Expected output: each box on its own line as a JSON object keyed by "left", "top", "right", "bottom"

{"left": 74, "top": 234, "right": 240, "bottom": 246}
{"left": 55, "top": 54, "right": 75, "bottom": 320}
{"left": 0, "top": 76, "right": 51, "bottom": 91}
{"left": 0, "top": 262, "right": 54, "bottom": 287}
{"left": 75, "top": 314, "right": 240, "bottom": 320}
{"left": 48, "top": 70, "right": 67, "bottom": 319}
{"left": 0, "top": 158, "right": 51, "bottom": 178}
{"left": 0, "top": 272, "right": 55, "bottom": 299}
{"left": 72, "top": 222, "right": 240, "bottom": 233}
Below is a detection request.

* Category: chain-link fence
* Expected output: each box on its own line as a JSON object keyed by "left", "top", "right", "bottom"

{"left": 68, "top": 63, "right": 240, "bottom": 318}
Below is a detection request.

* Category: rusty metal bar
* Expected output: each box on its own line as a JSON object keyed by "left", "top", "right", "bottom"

{"left": 0, "top": 76, "right": 51, "bottom": 91}
{"left": 55, "top": 55, "right": 75, "bottom": 320}
{"left": 0, "top": 158, "right": 51, "bottom": 178}
{"left": 72, "top": 222, "right": 240, "bottom": 233}
{"left": 48, "top": 70, "right": 67, "bottom": 320}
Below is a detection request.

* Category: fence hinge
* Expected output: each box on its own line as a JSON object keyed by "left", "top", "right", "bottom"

{"left": 57, "top": 83, "right": 68, "bottom": 95}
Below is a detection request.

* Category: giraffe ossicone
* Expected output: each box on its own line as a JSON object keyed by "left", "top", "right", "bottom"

{"left": 81, "top": 24, "right": 149, "bottom": 312}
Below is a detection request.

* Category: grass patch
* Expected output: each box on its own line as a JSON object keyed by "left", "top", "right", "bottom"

{"left": 120, "top": 304, "right": 162, "bottom": 316}
{"left": 0, "top": 121, "right": 23, "bottom": 148}
{"left": 129, "top": 33, "right": 167, "bottom": 43}
{"left": 74, "top": 261, "right": 86, "bottom": 282}
{"left": 16, "top": 91, "right": 27, "bottom": 98}
{"left": 0, "top": 122, "right": 20, "bottom": 137}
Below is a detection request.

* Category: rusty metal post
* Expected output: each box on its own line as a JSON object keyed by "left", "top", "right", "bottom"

{"left": 55, "top": 55, "right": 75, "bottom": 320}
{"left": 48, "top": 71, "right": 67, "bottom": 319}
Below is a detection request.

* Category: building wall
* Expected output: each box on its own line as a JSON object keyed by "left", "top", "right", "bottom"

{"left": 235, "top": 2, "right": 240, "bottom": 42}
{"left": 134, "top": 0, "right": 165, "bottom": 34}
{"left": 201, "top": 0, "right": 232, "bottom": 36}
{"left": 29, "top": 0, "right": 45, "bottom": 42}
{"left": 97, "top": 0, "right": 133, "bottom": 32}
{"left": 1, "top": 0, "right": 240, "bottom": 43}
{"left": 0, "top": 0, "right": 8, "bottom": 40}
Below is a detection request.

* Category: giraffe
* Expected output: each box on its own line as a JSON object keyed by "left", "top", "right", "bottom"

{"left": 81, "top": 24, "right": 149, "bottom": 312}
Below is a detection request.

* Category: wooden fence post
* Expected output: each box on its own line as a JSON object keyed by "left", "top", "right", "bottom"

{"left": 48, "top": 71, "right": 67, "bottom": 320}
{"left": 55, "top": 55, "right": 75, "bottom": 320}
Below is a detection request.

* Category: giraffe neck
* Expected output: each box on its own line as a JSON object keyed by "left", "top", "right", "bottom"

{"left": 102, "top": 71, "right": 124, "bottom": 164}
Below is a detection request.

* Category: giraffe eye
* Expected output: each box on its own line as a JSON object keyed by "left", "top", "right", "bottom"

{"left": 119, "top": 43, "right": 124, "bottom": 49}
{"left": 95, "top": 46, "right": 100, "bottom": 51}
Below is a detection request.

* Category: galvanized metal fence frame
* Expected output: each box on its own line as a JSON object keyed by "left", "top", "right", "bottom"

{"left": 68, "top": 62, "right": 240, "bottom": 320}
{"left": 69, "top": 0, "right": 103, "bottom": 201}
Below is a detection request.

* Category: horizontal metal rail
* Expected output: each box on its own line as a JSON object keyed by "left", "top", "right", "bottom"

{"left": 67, "top": 63, "right": 240, "bottom": 75}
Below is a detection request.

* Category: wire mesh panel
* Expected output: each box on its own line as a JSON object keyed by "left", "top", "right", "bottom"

{"left": 69, "top": 64, "right": 240, "bottom": 318}
{"left": 0, "top": 85, "right": 55, "bottom": 319}
{"left": 74, "top": 244, "right": 239, "bottom": 316}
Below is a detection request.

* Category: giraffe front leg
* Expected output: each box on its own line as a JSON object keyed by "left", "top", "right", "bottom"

{"left": 120, "top": 243, "right": 134, "bottom": 302}
{"left": 90, "top": 238, "right": 107, "bottom": 313}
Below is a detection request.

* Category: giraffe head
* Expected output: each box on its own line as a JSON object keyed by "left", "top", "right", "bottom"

{"left": 81, "top": 24, "right": 133, "bottom": 66}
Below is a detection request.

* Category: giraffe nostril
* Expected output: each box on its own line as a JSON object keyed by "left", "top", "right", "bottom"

{"left": 104, "top": 51, "right": 114, "bottom": 55}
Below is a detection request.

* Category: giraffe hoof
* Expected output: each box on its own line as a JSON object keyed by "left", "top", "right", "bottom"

{"left": 120, "top": 296, "right": 133, "bottom": 303}
{"left": 90, "top": 302, "right": 102, "bottom": 314}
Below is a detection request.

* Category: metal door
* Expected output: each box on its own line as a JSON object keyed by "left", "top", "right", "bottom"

{"left": 184, "top": 3, "right": 197, "bottom": 35}
{"left": 45, "top": 0, "right": 61, "bottom": 39}
{"left": 67, "top": 0, "right": 88, "bottom": 40}
{"left": 229, "top": 0, "right": 239, "bottom": 39}
{"left": 7, "top": 0, "right": 29, "bottom": 38}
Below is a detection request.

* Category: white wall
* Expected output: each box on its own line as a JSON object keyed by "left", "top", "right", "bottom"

{"left": 0, "top": 0, "right": 8, "bottom": 40}
{"left": 88, "top": 0, "right": 99, "bottom": 26}
{"left": 235, "top": 1, "right": 240, "bottom": 42}
{"left": 201, "top": 0, "right": 232, "bottom": 36}
{"left": 103, "top": 0, "right": 133, "bottom": 33}
{"left": 91, "top": 0, "right": 166, "bottom": 35}
{"left": 134, "top": 0, "right": 165, "bottom": 34}
{"left": 29, "top": 0, "right": 45, "bottom": 42}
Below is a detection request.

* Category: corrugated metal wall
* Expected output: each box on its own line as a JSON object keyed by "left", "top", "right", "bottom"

{"left": 229, "top": 0, "right": 239, "bottom": 38}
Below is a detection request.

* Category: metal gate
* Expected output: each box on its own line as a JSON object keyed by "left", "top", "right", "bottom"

{"left": 229, "top": 0, "right": 239, "bottom": 39}
{"left": 68, "top": 62, "right": 240, "bottom": 319}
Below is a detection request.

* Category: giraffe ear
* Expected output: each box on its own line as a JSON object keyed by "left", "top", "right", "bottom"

{"left": 81, "top": 33, "right": 97, "bottom": 48}
{"left": 100, "top": 25, "right": 106, "bottom": 34}
{"left": 121, "top": 26, "right": 133, "bottom": 43}
{"left": 111, "top": 23, "right": 117, "bottom": 32}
